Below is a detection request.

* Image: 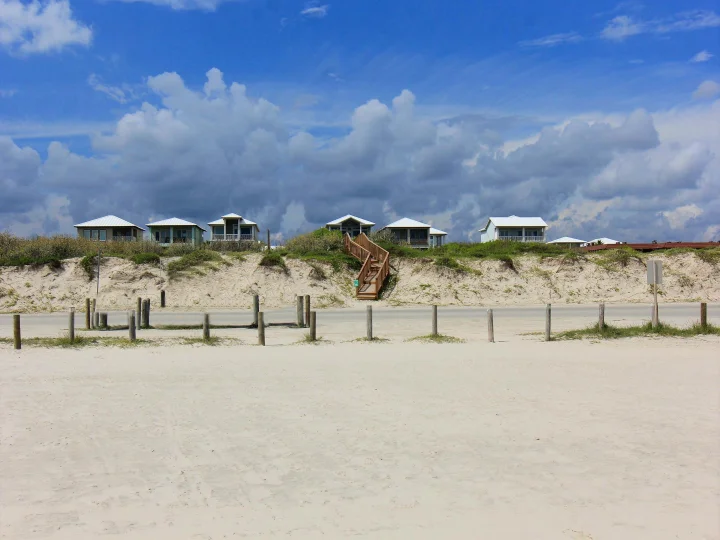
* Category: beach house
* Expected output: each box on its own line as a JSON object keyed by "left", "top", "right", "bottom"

{"left": 479, "top": 216, "right": 547, "bottom": 243}
{"left": 74, "top": 215, "right": 145, "bottom": 241}
{"left": 325, "top": 215, "right": 374, "bottom": 237}
{"left": 208, "top": 213, "right": 259, "bottom": 241}
{"left": 430, "top": 228, "right": 448, "bottom": 248}
{"left": 547, "top": 236, "right": 585, "bottom": 248}
{"left": 380, "top": 218, "right": 435, "bottom": 249}
{"left": 147, "top": 218, "right": 205, "bottom": 246}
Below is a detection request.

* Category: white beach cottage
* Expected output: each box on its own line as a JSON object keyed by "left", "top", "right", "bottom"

{"left": 208, "top": 213, "right": 259, "bottom": 241}
{"left": 380, "top": 218, "right": 443, "bottom": 249}
{"left": 479, "top": 216, "right": 547, "bottom": 243}
{"left": 74, "top": 215, "right": 145, "bottom": 241}
{"left": 547, "top": 236, "right": 585, "bottom": 248}
{"left": 325, "top": 215, "right": 374, "bottom": 237}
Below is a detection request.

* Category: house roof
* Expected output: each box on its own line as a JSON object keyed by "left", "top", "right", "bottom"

{"left": 326, "top": 214, "right": 375, "bottom": 226}
{"left": 208, "top": 215, "right": 258, "bottom": 228}
{"left": 583, "top": 237, "right": 621, "bottom": 245}
{"left": 383, "top": 217, "right": 431, "bottom": 229}
{"left": 74, "top": 215, "right": 145, "bottom": 230}
{"left": 480, "top": 216, "right": 548, "bottom": 231}
{"left": 548, "top": 236, "right": 585, "bottom": 244}
{"left": 430, "top": 227, "right": 447, "bottom": 236}
{"left": 146, "top": 218, "right": 206, "bottom": 231}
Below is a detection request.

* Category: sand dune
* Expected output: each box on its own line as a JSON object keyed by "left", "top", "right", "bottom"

{"left": 0, "top": 251, "right": 717, "bottom": 313}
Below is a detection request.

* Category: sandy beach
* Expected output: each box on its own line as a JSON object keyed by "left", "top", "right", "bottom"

{"left": 1, "top": 339, "right": 718, "bottom": 539}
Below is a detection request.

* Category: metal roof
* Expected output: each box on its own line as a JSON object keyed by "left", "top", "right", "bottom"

{"left": 430, "top": 227, "right": 447, "bottom": 235}
{"left": 326, "top": 215, "right": 375, "bottom": 226}
{"left": 548, "top": 236, "right": 585, "bottom": 244}
{"left": 74, "top": 215, "right": 145, "bottom": 230}
{"left": 146, "top": 218, "right": 206, "bottom": 231}
{"left": 582, "top": 237, "right": 621, "bottom": 246}
{"left": 480, "top": 216, "right": 548, "bottom": 231}
{"left": 383, "top": 217, "right": 431, "bottom": 229}
{"left": 208, "top": 214, "right": 258, "bottom": 227}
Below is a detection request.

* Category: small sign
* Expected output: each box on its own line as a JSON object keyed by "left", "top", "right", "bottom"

{"left": 647, "top": 260, "right": 663, "bottom": 285}
{"left": 353, "top": 279, "right": 359, "bottom": 287}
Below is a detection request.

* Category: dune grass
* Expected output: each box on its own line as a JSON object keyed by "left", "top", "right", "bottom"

{"left": 406, "top": 334, "right": 465, "bottom": 343}
{"left": 167, "top": 250, "right": 225, "bottom": 279}
{"left": 555, "top": 322, "right": 720, "bottom": 340}
{"left": 0, "top": 335, "right": 147, "bottom": 348}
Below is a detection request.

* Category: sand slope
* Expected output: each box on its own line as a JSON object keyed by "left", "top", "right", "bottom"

{"left": 0, "top": 251, "right": 717, "bottom": 312}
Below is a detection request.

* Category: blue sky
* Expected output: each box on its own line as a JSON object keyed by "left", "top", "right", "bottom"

{"left": 1, "top": 0, "right": 719, "bottom": 241}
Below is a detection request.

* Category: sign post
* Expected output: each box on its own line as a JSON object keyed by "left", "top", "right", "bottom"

{"left": 647, "top": 260, "right": 662, "bottom": 328}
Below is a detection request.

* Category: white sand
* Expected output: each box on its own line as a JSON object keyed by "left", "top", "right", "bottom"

{"left": 1, "top": 340, "right": 718, "bottom": 539}
{"left": 1, "top": 251, "right": 717, "bottom": 313}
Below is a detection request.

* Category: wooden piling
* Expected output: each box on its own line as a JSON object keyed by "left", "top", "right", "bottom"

{"left": 13, "top": 314, "right": 21, "bottom": 350}
{"left": 203, "top": 313, "right": 210, "bottom": 341}
{"left": 366, "top": 305, "right": 373, "bottom": 340}
{"left": 136, "top": 298, "right": 142, "bottom": 330}
{"left": 93, "top": 311, "right": 100, "bottom": 329}
{"left": 431, "top": 305, "right": 438, "bottom": 336}
{"left": 91, "top": 299, "right": 96, "bottom": 329}
{"left": 145, "top": 299, "right": 151, "bottom": 328}
{"left": 487, "top": 309, "right": 494, "bottom": 343}
{"left": 304, "top": 295, "right": 311, "bottom": 328}
{"left": 310, "top": 311, "right": 317, "bottom": 341}
{"left": 161, "top": 290, "right": 166, "bottom": 308}
{"left": 85, "top": 298, "right": 91, "bottom": 329}
{"left": 700, "top": 302, "right": 708, "bottom": 329}
{"left": 296, "top": 296, "right": 304, "bottom": 328}
{"left": 598, "top": 302, "right": 605, "bottom": 330}
{"left": 100, "top": 312, "right": 107, "bottom": 329}
{"left": 258, "top": 312, "right": 265, "bottom": 346}
{"left": 128, "top": 312, "right": 136, "bottom": 341}
{"left": 252, "top": 294, "right": 260, "bottom": 327}
{"left": 69, "top": 307, "right": 75, "bottom": 343}
{"left": 545, "top": 304, "right": 551, "bottom": 341}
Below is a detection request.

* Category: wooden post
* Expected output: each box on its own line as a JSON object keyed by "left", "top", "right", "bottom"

{"left": 203, "top": 313, "right": 210, "bottom": 340}
{"left": 598, "top": 302, "right": 605, "bottom": 330}
{"left": 487, "top": 309, "right": 494, "bottom": 343}
{"left": 545, "top": 304, "right": 551, "bottom": 341}
{"left": 85, "top": 298, "right": 91, "bottom": 329}
{"left": 160, "top": 290, "right": 166, "bottom": 308}
{"left": 310, "top": 311, "right": 317, "bottom": 341}
{"left": 652, "top": 283, "right": 659, "bottom": 329}
{"left": 366, "top": 305, "right": 373, "bottom": 340}
{"left": 128, "top": 312, "right": 136, "bottom": 342}
{"left": 136, "top": 298, "right": 142, "bottom": 330}
{"left": 267, "top": 229, "right": 271, "bottom": 251}
{"left": 69, "top": 307, "right": 75, "bottom": 343}
{"left": 431, "top": 305, "right": 438, "bottom": 336}
{"left": 700, "top": 302, "right": 708, "bottom": 329}
{"left": 146, "top": 299, "right": 151, "bottom": 328}
{"left": 304, "top": 294, "right": 311, "bottom": 328}
{"left": 252, "top": 294, "right": 260, "bottom": 327}
{"left": 93, "top": 311, "right": 99, "bottom": 329}
{"left": 100, "top": 313, "right": 107, "bottom": 329}
{"left": 296, "top": 296, "right": 304, "bottom": 327}
{"left": 258, "top": 312, "right": 265, "bottom": 346}
{"left": 91, "top": 298, "right": 96, "bottom": 329}
{"left": 13, "top": 314, "right": 21, "bottom": 350}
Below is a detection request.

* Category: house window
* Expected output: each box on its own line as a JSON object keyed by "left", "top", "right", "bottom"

{"left": 83, "top": 230, "right": 91, "bottom": 239}
{"left": 410, "top": 229, "right": 428, "bottom": 240}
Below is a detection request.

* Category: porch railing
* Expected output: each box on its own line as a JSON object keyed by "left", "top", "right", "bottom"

{"left": 499, "top": 236, "right": 545, "bottom": 243}
{"left": 212, "top": 234, "right": 254, "bottom": 241}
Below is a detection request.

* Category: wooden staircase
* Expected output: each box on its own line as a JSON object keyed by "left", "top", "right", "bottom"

{"left": 343, "top": 233, "right": 390, "bottom": 300}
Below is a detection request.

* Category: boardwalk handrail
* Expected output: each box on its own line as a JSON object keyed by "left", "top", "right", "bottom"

{"left": 344, "top": 233, "right": 390, "bottom": 299}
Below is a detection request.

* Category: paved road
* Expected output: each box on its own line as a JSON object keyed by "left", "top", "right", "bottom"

{"left": 1, "top": 303, "right": 717, "bottom": 338}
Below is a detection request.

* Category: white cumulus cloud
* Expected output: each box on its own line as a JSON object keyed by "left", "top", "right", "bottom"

{"left": 693, "top": 80, "right": 720, "bottom": 101}
{"left": 0, "top": 0, "right": 91, "bottom": 54}
{"left": 690, "top": 50, "right": 713, "bottom": 63}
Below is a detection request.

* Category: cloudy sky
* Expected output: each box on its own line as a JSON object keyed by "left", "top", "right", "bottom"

{"left": 1, "top": 0, "right": 719, "bottom": 242}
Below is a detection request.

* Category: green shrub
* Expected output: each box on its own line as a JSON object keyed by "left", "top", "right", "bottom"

{"left": 80, "top": 254, "right": 96, "bottom": 281}
{"left": 696, "top": 248, "right": 720, "bottom": 266}
{"left": 435, "top": 256, "right": 461, "bottom": 270}
{"left": 259, "top": 250, "right": 287, "bottom": 271}
{"left": 285, "top": 228, "right": 344, "bottom": 255}
{"left": 167, "top": 250, "right": 223, "bottom": 279}
{"left": 130, "top": 253, "right": 161, "bottom": 265}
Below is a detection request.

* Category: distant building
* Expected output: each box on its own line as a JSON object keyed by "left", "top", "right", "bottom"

{"left": 380, "top": 218, "right": 434, "bottom": 249}
{"left": 479, "top": 216, "right": 547, "bottom": 243}
{"left": 325, "top": 215, "right": 374, "bottom": 237}
{"left": 147, "top": 218, "right": 205, "bottom": 246}
{"left": 581, "top": 238, "right": 622, "bottom": 247}
{"left": 208, "top": 213, "right": 259, "bottom": 241}
{"left": 547, "top": 236, "right": 585, "bottom": 248}
{"left": 430, "top": 227, "right": 448, "bottom": 248}
{"left": 74, "top": 215, "right": 145, "bottom": 242}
